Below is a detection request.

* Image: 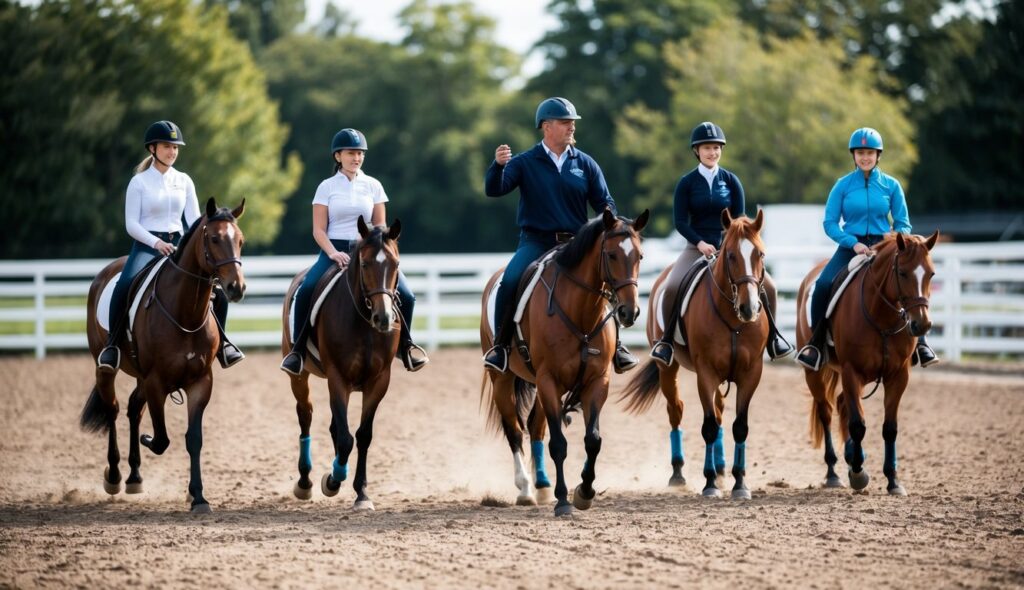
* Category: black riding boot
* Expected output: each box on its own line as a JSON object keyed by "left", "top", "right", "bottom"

{"left": 912, "top": 334, "right": 939, "bottom": 368}
{"left": 613, "top": 322, "right": 638, "bottom": 374}
{"left": 762, "top": 292, "right": 794, "bottom": 360}
{"left": 483, "top": 305, "right": 514, "bottom": 373}
{"left": 397, "top": 316, "right": 429, "bottom": 372}
{"left": 796, "top": 323, "right": 828, "bottom": 371}
{"left": 280, "top": 322, "right": 310, "bottom": 376}
{"left": 212, "top": 289, "right": 244, "bottom": 369}
{"left": 97, "top": 313, "right": 127, "bottom": 373}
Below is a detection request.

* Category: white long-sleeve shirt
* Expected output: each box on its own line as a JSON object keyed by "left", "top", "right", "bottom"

{"left": 124, "top": 165, "right": 201, "bottom": 248}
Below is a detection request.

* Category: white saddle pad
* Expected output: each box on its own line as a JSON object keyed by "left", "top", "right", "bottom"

{"left": 653, "top": 264, "right": 709, "bottom": 346}
{"left": 485, "top": 249, "right": 559, "bottom": 335}
{"left": 95, "top": 258, "right": 169, "bottom": 336}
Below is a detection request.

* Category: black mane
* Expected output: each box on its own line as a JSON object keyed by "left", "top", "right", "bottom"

{"left": 172, "top": 207, "right": 236, "bottom": 264}
{"left": 554, "top": 216, "right": 611, "bottom": 269}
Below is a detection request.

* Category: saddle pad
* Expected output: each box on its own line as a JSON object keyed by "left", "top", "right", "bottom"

{"left": 96, "top": 257, "right": 169, "bottom": 333}
{"left": 803, "top": 253, "right": 871, "bottom": 344}
{"left": 512, "top": 249, "right": 559, "bottom": 325}
{"left": 654, "top": 264, "right": 709, "bottom": 346}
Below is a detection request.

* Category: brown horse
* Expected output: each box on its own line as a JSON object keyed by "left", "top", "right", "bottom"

{"left": 80, "top": 198, "right": 246, "bottom": 513}
{"left": 621, "top": 209, "right": 769, "bottom": 499}
{"left": 480, "top": 208, "right": 648, "bottom": 516}
{"left": 796, "top": 232, "right": 938, "bottom": 494}
{"left": 282, "top": 217, "right": 402, "bottom": 511}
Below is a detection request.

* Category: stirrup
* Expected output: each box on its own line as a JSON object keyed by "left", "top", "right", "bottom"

{"left": 913, "top": 344, "right": 940, "bottom": 368}
{"left": 795, "top": 345, "right": 822, "bottom": 371}
{"left": 218, "top": 341, "right": 245, "bottom": 369}
{"left": 280, "top": 351, "right": 305, "bottom": 376}
{"left": 767, "top": 336, "right": 795, "bottom": 361}
{"left": 400, "top": 343, "right": 429, "bottom": 372}
{"left": 97, "top": 345, "right": 120, "bottom": 373}
{"left": 483, "top": 345, "right": 508, "bottom": 373}
{"left": 650, "top": 341, "right": 674, "bottom": 367}
{"left": 613, "top": 343, "right": 639, "bottom": 374}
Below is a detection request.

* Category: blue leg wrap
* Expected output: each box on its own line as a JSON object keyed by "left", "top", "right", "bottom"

{"left": 332, "top": 456, "right": 348, "bottom": 482}
{"left": 733, "top": 441, "right": 746, "bottom": 473}
{"left": 703, "top": 443, "right": 716, "bottom": 477}
{"left": 844, "top": 438, "right": 866, "bottom": 465}
{"left": 713, "top": 426, "right": 726, "bottom": 471}
{"left": 884, "top": 439, "right": 897, "bottom": 473}
{"left": 298, "top": 435, "right": 312, "bottom": 473}
{"left": 532, "top": 440, "right": 551, "bottom": 487}
{"left": 670, "top": 429, "right": 685, "bottom": 464}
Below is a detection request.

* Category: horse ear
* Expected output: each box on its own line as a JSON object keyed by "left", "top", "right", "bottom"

{"left": 721, "top": 208, "right": 733, "bottom": 229}
{"left": 896, "top": 232, "right": 907, "bottom": 251}
{"left": 752, "top": 208, "right": 764, "bottom": 233}
{"left": 602, "top": 207, "right": 616, "bottom": 230}
{"left": 231, "top": 198, "right": 245, "bottom": 219}
{"left": 633, "top": 209, "right": 650, "bottom": 233}
{"left": 357, "top": 215, "right": 370, "bottom": 238}
{"left": 925, "top": 230, "right": 939, "bottom": 251}
{"left": 389, "top": 219, "right": 402, "bottom": 241}
{"left": 205, "top": 197, "right": 217, "bottom": 218}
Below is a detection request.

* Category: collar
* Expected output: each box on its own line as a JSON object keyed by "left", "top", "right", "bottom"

{"left": 698, "top": 163, "right": 718, "bottom": 178}
{"left": 540, "top": 141, "right": 574, "bottom": 159}
{"left": 335, "top": 169, "right": 364, "bottom": 182}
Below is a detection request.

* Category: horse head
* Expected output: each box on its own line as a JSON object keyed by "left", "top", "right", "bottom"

{"left": 179, "top": 197, "right": 246, "bottom": 301}
{"left": 355, "top": 215, "right": 401, "bottom": 333}
{"left": 600, "top": 207, "right": 649, "bottom": 328}
{"left": 878, "top": 231, "right": 939, "bottom": 337}
{"left": 716, "top": 208, "right": 766, "bottom": 323}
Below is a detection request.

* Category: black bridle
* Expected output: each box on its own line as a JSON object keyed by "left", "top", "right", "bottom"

{"left": 343, "top": 240, "right": 400, "bottom": 327}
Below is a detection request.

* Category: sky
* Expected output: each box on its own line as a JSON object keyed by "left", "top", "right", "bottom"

{"left": 305, "top": 0, "right": 559, "bottom": 78}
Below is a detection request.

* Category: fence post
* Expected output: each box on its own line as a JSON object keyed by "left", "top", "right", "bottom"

{"left": 34, "top": 270, "right": 46, "bottom": 359}
{"left": 946, "top": 256, "right": 963, "bottom": 363}
{"left": 426, "top": 266, "right": 440, "bottom": 351}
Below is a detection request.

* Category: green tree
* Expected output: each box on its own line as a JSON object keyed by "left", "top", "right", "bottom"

{"left": 0, "top": 0, "right": 300, "bottom": 259}
{"left": 617, "top": 18, "right": 914, "bottom": 236}
{"left": 202, "top": 0, "right": 305, "bottom": 52}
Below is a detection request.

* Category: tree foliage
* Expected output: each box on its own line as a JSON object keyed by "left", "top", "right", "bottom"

{"left": 0, "top": 0, "right": 300, "bottom": 259}
{"left": 617, "top": 18, "right": 915, "bottom": 236}
{"left": 202, "top": 0, "right": 305, "bottom": 52}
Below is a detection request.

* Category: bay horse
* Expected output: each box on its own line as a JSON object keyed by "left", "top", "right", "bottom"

{"left": 282, "top": 216, "right": 402, "bottom": 511}
{"left": 621, "top": 209, "right": 769, "bottom": 499}
{"left": 480, "top": 208, "right": 648, "bottom": 516}
{"left": 796, "top": 231, "right": 938, "bottom": 494}
{"left": 80, "top": 197, "right": 246, "bottom": 513}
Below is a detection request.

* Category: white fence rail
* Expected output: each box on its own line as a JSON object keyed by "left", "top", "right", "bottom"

{"left": 2, "top": 242, "right": 1023, "bottom": 363}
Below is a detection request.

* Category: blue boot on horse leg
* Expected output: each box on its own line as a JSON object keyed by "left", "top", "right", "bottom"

{"left": 701, "top": 416, "right": 723, "bottom": 497}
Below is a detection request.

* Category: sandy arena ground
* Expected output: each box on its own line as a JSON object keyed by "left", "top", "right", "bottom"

{"left": 0, "top": 348, "right": 1022, "bottom": 588}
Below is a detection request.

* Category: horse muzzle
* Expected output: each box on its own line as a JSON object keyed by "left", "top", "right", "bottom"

{"left": 221, "top": 279, "right": 246, "bottom": 303}
{"left": 616, "top": 303, "right": 640, "bottom": 328}
{"left": 909, "top": 317, "right": 932, "bottom": 337}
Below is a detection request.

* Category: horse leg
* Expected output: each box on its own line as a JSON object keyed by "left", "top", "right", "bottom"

{"left": 528, "top": 401, "right": 553, "bottom": 504}
{"left": 184, "top": 373, "right": 213, "bottom": 513}
{"left": 290, "top": 372, "right": 314, "bottom": 500}
{"left": 713, "top": 391, "right": 727, "bottom": 478}
{"left": 125, "top": 385, "right": 146, "bottom": 494}
{"left": 882, "top": 369, "right": 910, "bottom": 496}
{"left": 94, "top": 371, "right": 122, "bottom": 495}
{"left": 321, "top": 368, "right": 353, "bottom": 498}
{"left": 572, "top": 382, "right": 608, "bottom": 511}
{"left": 696, "top": 370, "right": 724, "bottom": 497}
{"left": 351, "top": 373, "right": 391, "bottom": 511}
{"left": 730, "top": 365, "right": 762, "bottom": 500}
{"left": 537, "top": 374, "right": 571, "bottom": 516}
{"left": 492, "top": 373, "right": 534, "bottom": 505}
{"left": 139, "top": 377, "right": 170, "bottom": 456}
{"left": 658, "top": 363, "right": 686, "bottom": 488}
{"left": 841, "top": 368, "right": 870, "bottom": 491}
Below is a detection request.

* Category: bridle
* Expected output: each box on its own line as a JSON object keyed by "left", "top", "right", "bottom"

{"left": 708, "top": 239, "right": 765, "bottom": 319}
{"left": 344, "top": 238, "right": 399, "bottom": 326}
{"left": 558, "top": 227, "right": 641, "bottom": 308}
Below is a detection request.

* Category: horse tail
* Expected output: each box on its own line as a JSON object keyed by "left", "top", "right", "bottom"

{"left": 80, "top": 384, "right": 116, "bottom": 434}
{"left": 619, "top": 360, "right": 661, "bottom": 415}
{"left": 809, "top": 369, "right": 840, "bottom": 449}
{"left": 480, "top": 371, "right": 503, "bottom": 435}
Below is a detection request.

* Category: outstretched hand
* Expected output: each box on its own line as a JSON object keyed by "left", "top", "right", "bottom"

{"left": 495, "top": 144, "right": 512, "bottom": 166}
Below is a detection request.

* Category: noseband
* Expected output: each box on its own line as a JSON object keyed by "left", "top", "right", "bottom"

{"left": 345, "top": 240, "right": 399, "bottom": 325}
{"left": 709, "top": 242, "right": 765, "bottom": 317}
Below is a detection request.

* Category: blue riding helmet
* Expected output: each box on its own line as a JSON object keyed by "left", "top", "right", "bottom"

{"left": 849, "top": 127, "right": 883, "bottom": 152}
{"left": 690, "top": 122, "right": 726, "bottom": 147}
{"left": 535, "top": 97, "right": 581, "bottom": 129}
{"left": 144, "top": 121, "right": 186, "bottom": 146}
{"left": 331, "top": 128, "right": 368, "bottom": 153}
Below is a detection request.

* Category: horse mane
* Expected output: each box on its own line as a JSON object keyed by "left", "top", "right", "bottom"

{"left": 348, "top": 225, "right": 389, "bottom": 255}
{"left": 555, "top": 215, "right": 624, "bottom": 268}
{"left": 171, "top": 207, "right": 237, "bottom": 264}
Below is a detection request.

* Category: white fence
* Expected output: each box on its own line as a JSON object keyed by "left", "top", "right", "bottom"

{"left": 2, "top": 242, "right": 1023, "bottom": 363}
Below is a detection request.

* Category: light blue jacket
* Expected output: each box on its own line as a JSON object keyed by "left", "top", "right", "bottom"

{"left": 823, "top": 167, "right": 911, "bottom": 249}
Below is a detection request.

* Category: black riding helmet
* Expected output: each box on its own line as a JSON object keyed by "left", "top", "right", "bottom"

{"left": 690, "top": 122, "right": 726, "bottom": 147}
{"left": 331, "top": 128, "right": 368, "bottom": 153}
{"left": 144, "top": 121, "right": 186, "bottom": 147}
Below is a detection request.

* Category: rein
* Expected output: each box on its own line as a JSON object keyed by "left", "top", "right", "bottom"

{"left": 342, "top": 242, "right": 400, "bottom": 327}
{"left": 702, "top": 247, "right": 765, "bottom": 397}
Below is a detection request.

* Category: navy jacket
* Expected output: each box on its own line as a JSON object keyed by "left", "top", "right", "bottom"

{"left": 673, "top": 166, "right": 745, "bottom": 248}
{"left": 485, "top": 143, "right": 617, "bottom": 233}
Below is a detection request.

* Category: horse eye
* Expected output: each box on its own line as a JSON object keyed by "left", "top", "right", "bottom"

{"left": 728, "top": 252, "right": 735, "bottom": 261}
{"left": 608, "top": 252, "right": 618, "bottom": 261}
{"left": 211, "top": 236, "right": 220, "bottom": 244}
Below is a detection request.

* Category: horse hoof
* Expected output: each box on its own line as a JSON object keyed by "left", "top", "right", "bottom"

{"left": 731, "top": 487, "right": 752, "bottom": 500}
{"left": 848, "top": 469, "right": 870, "bottom": 491}
{"left": 702, "top": 486, "right": 722, "bottom": 498}
{"left": 824, "top": 475, "right": 845, "bottom": 489}
{"left": 191, "top": 502, "right": 212, "bottom": 515}
{"left": 535, "top": 487, "right": 554, "bottom": 505}
{"left": 516, "top": 494, "right": 537, "bottom": 506}
{"left": 572, "top": 485, "right": 594, "bottom": 511}
{"left": 668, "top": 475, "right": 687, "bottom": 488}
{"left": 888, "top": 483, "right": 907, "bottom": 497}
{"left": 103, "top": 467, "right": 121, "bottom": 496}
{"left": 293, "top": 481, "right": 313, "bottom": 500}
{"left": 321, "top": 473, "right": 340, "bottom": 498}
{"left": 553, "top": 502, "right": 573, "bottom": 517}
{"left": 125, "top": 482, "right": 144, "bottom": 495}
{"left": 352, "top": 499, "right": 375, "bottom": 511}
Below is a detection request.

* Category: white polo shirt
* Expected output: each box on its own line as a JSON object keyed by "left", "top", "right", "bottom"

{"left": 313, "top": 170, "right": 389, "bottom": 240}
{"left": 124, "top": 165, "right": 201, "bottom": 248}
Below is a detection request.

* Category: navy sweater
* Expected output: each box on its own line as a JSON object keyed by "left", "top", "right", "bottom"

{"left": 673, "top": 166, "right": 745, "bottom": 248}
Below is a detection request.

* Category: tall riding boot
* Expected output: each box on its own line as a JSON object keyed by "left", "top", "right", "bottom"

{"left": 613, "top": 321, "right": 638, "bottom": 374}
{"left": 212, "top": 289, "right": 244, "bottom": 369}
{"left": 761, "top": 290, "right": 794, "bottom": 360}
{"left": 397, "top": 308, "right": 428, "bottom": 373}
{"left": 796, "top": 323, "right": 829, "bottom": 371}
{"left": 97, "top": 312, "right": 128, "bottom": 373}
{"left": 280, "top": 321, "right": 311, "bottom": 376}
{"left": 912, "top": 333, "right": 939, "bottom": 368}
{"left": 651, "top": 281, "right": 686, "bottom": 367}
{"left": 483, "top": 306, "right": 514, "bottom": 373}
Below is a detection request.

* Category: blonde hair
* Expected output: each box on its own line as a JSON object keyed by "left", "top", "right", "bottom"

{"left": 135, "top": 155, "right": 154, "bottom": 174}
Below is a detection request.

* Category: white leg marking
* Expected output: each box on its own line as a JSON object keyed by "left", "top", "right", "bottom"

{"left": 513, "top": 451, "right": 532, "bottom": 495}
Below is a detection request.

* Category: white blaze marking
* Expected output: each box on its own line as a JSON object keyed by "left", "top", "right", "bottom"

{"left": 376, "top": 250, "right": 386, "bottom": 263}
{"left": 913, "top": 264, "right": 926, "bottom": 297}
{"left": 619, "top": 237, "right": 635, "bottom": 258}
{"left": 740, "top": 239, "right": 760, "bottom": 312}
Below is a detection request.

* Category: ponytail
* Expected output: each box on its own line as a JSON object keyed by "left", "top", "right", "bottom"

{"left": 135, "top": 155, "right": 154, "bottom": 174}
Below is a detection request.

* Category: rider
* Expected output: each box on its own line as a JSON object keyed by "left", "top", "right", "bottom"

{"left": 280, "top": 128, "right": 428, "bottom": 376}
{"left": 97, "top": 120, "right": 244, "bottom": 373}
{"left": 482, "top": 96, "right": 638, "bottom": 374}
{"left": 795, "top": 127, "right": 939, "bottom": 371}
{"left": 650, "top": 122, "right": 793, "bottom": 366}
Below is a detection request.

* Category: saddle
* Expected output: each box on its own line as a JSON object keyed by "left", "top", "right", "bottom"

{"left": 96, "top": 256, "right": 168, "bottom": 336}
{"left": 655, "top": 257, "right": 710, "bottom": 346}
{"left": 288, "top": 265, "right": 348, "bottom": 372}
{"left": 803, "top": 253, "right": 872, "bottom": 344}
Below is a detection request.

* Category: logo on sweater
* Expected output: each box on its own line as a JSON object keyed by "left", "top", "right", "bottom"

{"left": 570, "top": 167, "right": 584, "bottom": 179}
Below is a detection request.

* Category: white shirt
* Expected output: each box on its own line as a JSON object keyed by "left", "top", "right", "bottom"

{"left": 124, "top": 165, "right": 200, "bottom": 249}
{"left": 313, "top": 170, "right": 389, "bottom": 240}
{"left": 698, "top": 163, "right": 719, "bottom": 191}
{"left": 543, "top": 142, "right": 570, "bottom": 173}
